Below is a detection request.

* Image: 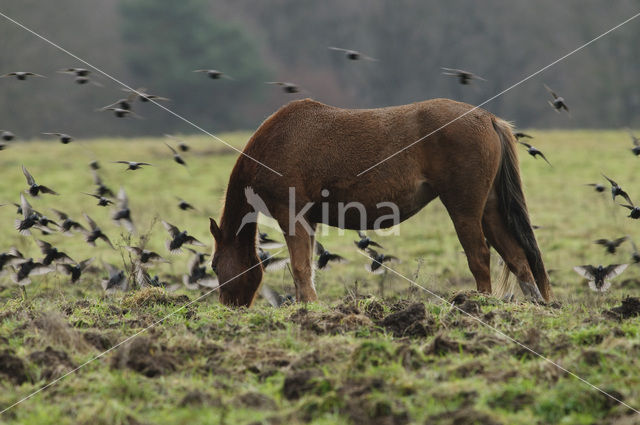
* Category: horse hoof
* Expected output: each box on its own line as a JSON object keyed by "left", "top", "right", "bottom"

{"left": 502, "top": 293, "right": 515, "bottom": 303}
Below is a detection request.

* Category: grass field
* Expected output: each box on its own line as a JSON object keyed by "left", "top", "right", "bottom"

{"left": 1, "top": 130, "right": 640, "bottom": 424}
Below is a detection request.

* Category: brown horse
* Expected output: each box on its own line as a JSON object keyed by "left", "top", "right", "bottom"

{"left": 209, "top": 98, "right": 551, "bottom": 307}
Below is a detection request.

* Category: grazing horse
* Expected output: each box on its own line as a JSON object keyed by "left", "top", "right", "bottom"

{"left": 209, "top": 98, "right": 551, "bottom": 307}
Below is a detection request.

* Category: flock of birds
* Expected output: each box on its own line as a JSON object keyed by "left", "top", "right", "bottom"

{"left": 0, "top": 45, "right": 638, "bottom": 302}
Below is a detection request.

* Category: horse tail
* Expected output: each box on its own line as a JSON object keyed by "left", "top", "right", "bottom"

{"left": 491, "top": 118, "right": 548, "bottom": 297}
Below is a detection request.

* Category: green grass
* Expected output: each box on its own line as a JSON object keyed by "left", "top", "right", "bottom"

{"left": 0, "top": 130, "right": 639, "bottom": 424}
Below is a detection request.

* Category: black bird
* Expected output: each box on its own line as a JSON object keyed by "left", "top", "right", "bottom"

{"left": 72, "top": 76, "right": 102, "bottom": 86}
{"left": 266, "top": 81, "right": 300, "bottom": 93}
{"left": 260, "top": 284, "right": 294, "bottom": 307}
{"left": 585, "top": 183, "right": 606, "bottom": 193}
{"left": 602, "top": 175, "right": 633, "bottom": 205}
{"left": 114, "top": 161, "right": 151, "bottom": 171}
{"left": 165, "top": 135, "right": 189, "bottom": 152}
{"left": 91, "top": 169, "right": 115, "bottom": 198}
{"left": 519, "top": 142, "right": 551, "bottom": 166}
{"left": 165, "top": 143, "right": 187, "bottom": 167}
{"left": 365, "top": 248, "right": 399, "bottom": 274}
{"left": 51, "top": 209, "right": 87, "bottom": 235}
{"left": 315, "top": 242, "right": 347, "bottom": 269}
{"left": 1, "top": 72, "right": 46, "bottom": 80}
{"left": 1, "top": 130, "right": 14, "bottom": 141}
{"left": 619, "top": 202, "right": 640, "bottom": 219}
{"left": 354, "top": 230, "right": 383, "bottom": 250}
{"left": 573, "top": 264, "right": 628, "bottom": 292}
{"left": 134, "top": 266, "right": 167, "bottom": 289}
{"left": 259, "top": 231, "right": 283, "bottom": 249}
{"left": 36, "top": 215, "right": 60, "bottom": 232}
{"left": 83, "top": 213, "right": 114, "bottom": 249}
{"left": 57, "top": 258, "right": 94, "bottom": 284}
{"left": 328, "top": 47, "right": 378, "bottom": 61}
{"left": 441, "top": 67, "right": 486, "bottom": 85}
{"left": 125, "top": 246, "right": 166, "bottom": 264}
{"left": 59, "top": 68, "right": 90, "bottom": 77}
{"left": 83, "top": 193, "right": 114, "bottom": 207}
{"left": 89, "top": 160, "right": 100, "bottom": 170}
{"left": 22, "top": 165, "right": 58, "bottom": 197}
{"left": 112, "top": 187, "right": 135, "bottom": 233}
{"left": 14, "top": 194, "right": 40, "bottom": 235}
{"left": 101, "top": 107, "right": 141, "bottom": 118}
{"left": 101, "top": 262, "right": 127, "bottom": 291}
{"left": 11, "top": 258, "right": 54, "bottom": 285}
{"left": 258, "top": 248, "right": 290, "bottom": 271}
{"left": 122, "top": 87, "right": 169, "bottom": 103}
{"left": 99, "top": 94, "right": 136, "bottom": 111}
{"left": 0, "top": 248, "right": 23, "bottom": 274}
{"left": 162, "top": 221, "right": 206, "bottom": 254}
{"left": 544, "top": 84, "right": 570, "bottom": 113}
{"left": 631, "top": 240, "right": 640, "bottom": 264}
{"left": 42, "top": 132, "right": 73, "bottom": 144}
{"left": 193, "top": 69, "right": 233, "bottom": 80}
{"left": 35, "top": 240, "right": 75, "bottom": 266}
{"left": 514, "top": 132, "right": 533, "bottom": 140}
{"left": 628, "top": 130, "right": 640, "bottom": 156}
{"left": 594, "top": 237, "right": 628, "bottom": 254}
{"left": 176, "top": 197, "right": 196, "bottom": 211}
{"left": 183, "top": 252, "right": 218, "bottom": 290}
{"left": 185, "top": 247, "right": 207, "bottom": 266}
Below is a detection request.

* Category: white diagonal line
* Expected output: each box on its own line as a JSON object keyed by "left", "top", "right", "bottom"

{"left": 356, "top": 250, "right": 640, "bottom": 415}
{"left": 0, "top": 11, "right": 283, "bottom": 177}
{"left": 0, "top": 250, "right": 283, "bottom": 415}
{"left": 357, "top": 11, "right": 640, "bottom": 176}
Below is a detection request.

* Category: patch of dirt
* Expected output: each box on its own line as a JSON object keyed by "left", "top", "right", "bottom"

{"left": 122, "top": 287, "right": 190, "bottom": 308}
{"left": 453, "top": 360, "right": 485, "bottom": 378}
{"left": 378, "top": 303, "right": 429, "bottom": 337}
{"left": 488, "top": 391, "right": 534, "bottom": 412}
{"left": 32, "top": 311, "right": 89, "bottom": 352}
{"left": 426, "top": 407, "right": 503, "bottom": 425}
{"left": 395, "top": 344, "right": 426, "bottom": 371}
{"left": 234, "top": 392, "right": 277, "bottom": 410}
{"left": 511, "top": 328, "right": 546, "bottom": 360}
{"left": 179, "top": 390, "right": 221, "bottom": 407}
{"left": 110, "top": 336, "right": 178, "bottom": 377}
{"left": 619, "top": 278, "right": 640, "bottom": 289}
{"left": 424, "top": 334, "right": 465, "bottom": 356}
{"left": 289, "top": 308, "right": 374, "bottom": 335}
{"left": 363, "top": 299, "right": 385, "bottom": 321}
{"left": 28, "top": 346, "right": 75, "bottom": 380}
{"left": 604, "top": 297, "right": 640, "bottom": 320}
{"left": 449, "top": 291, "right": 484, "bottom": 316}
{"left": 0, "top": 349, "right": 29, "bottom": 384}
{"left": 282, "top": 370, "right": 323, "bottom": 400}
{"left": 344, "top": 398, "right": 409, "bottom": 425}
{"left": 83, "top": 331, "right": 114, "bottom": 351}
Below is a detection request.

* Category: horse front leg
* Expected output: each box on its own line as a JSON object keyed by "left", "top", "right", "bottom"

{"left": 283, "top": 223, "right": 317, "bottom": 303}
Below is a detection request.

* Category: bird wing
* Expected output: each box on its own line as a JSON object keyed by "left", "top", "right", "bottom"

{"left": 328, "top": 46, "right": 349, "bottom": 53}
{"left": 315, "top": 241, "right": 326, "bottom": 255}
{"left": 22, "top": 165, "right": 36, "bottom": 186}
{"left": 573, "top": 265, "right": 597, "bottom": 280}
{"left": 35, "top": 239, "right": 52, "bottom": 254}
{"left": 263, "top": 257, "right": 290, "bottom": 272}
{"left": 612, "top": 236, "right": 628, "bottom": 247}
{"left": 365, "top": 248, "right": 380, "bottom": 259}
{"left": 38, "top": 186, "right": 58, "bottom": 195}
{"left": 357, "top": 230, "right": 366, "bottom": 239}
{"left": 162, "top": 221, "right": 180, "bottom": 237}
{"left": 165, "top": 142, "right": 177, "bottom": 155}
{"left": 117, "top": 187, "right": 129, "bottom": 209}
{"left": 594, "top": 239, "right": 609, "bottom": 246}
{"left": 601, "top": 174, "right": 617, "bottom": 187}
{"left": 538, "top": 152, "right": 552, "bottom": 166}
{"left": 369, "top": 240, "right": 384, "bottom": 249}
{"left": 20, "top": 194, "right": 33, "bottom": 217}
{"left": 544, "top": 84, "right": 558, "bottom": 99}
{"left": 184, "top": 236, "right": 205, "bottom": 247}
{"left": 99, "top": 234, "right": 115, "bottom": 249}
{"left": 83, "top": 213, "right": 99, "bottom": 231}
{"left": 78, "top": 258, "right": 94, "bottom": 270}
{"left": 518, "top": 142, "right": 532, "bottom": 149}
{"left": 50, "top": 208, "right": 69, "bottom": 220}
{"left": 365, "top": 263, "right": 386, "bottom": 274}
{"left": 602, "top": 264, "right": 628, "bottom": 280}
{"left": 619, "top": 190, "right": 634, "bottom": 206}
{"left": 30, "top": 263, "right": 56, "bottom": 276}
{"left": 619, "top": 204, "right": 634, "bottom": 210}
{"left": 125, "top": 246, "right": 142, "bottom": 256}
{"left": 261, "top": 284, "right": 285, "bottom": 307}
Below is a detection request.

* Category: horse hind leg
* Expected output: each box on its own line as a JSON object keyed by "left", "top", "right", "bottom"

{"left": 482, "top": 192, "right": 544, "bottom": 301}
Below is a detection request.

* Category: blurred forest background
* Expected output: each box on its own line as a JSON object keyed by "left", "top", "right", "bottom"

{"left": 1, "top": 0, "right": 639, "bottom": 138}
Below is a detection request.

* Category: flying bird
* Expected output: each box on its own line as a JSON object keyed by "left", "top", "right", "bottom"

{"left": 125, "top": 246, "right": 166, "bottom": 264}
{"left": 258, "top": 248, "right": 290, "bottom": 271}
{"left": 602, "top": 175, "right": 633, "bottom": 205}
{"left": 260, "top": 284, "right": 294, "bottom": 307}
{"left": 121, "top": 87, "right": 169, "bottom": 103}
{"left": 114, "top": 161, "right": 151, "bottom": 171}
{"left": 11, "top": 258, "right": 55, "bottom": 286}
{"left": 134, "top": 266, "right": 168, "bottom": 289}
{"left": 631, "top": 240, "right": 640, "bottom": 264}
{"left": 162, "top": 221, "right": 205, "bottom": 253}
{"left": 364, "top": 248, "right": 399, "bottom": 274}
{"left": 58, "top": 258, "right": 94, "bottom": 284}
{"left": 22, "top": 165, "right": 59, "bottom": 197}
{"left": 594, "top": 237, "right": 628, "bottom": 254}
{"left": 89, "top": 161, "right": 100, "bottom": 170}
{"left": 51, "top": 209, "right": 86, "bottom": 235}
{"left": 315, "top": 242, "right": 347, "bottom": 269}
{"left": 573, "top": 264, "right": 628, "bottom": 292}
{"left": 544, "top": 84, "right": 569, "bottom": 113}
{"left": 176, "top": 198, "right": 196, "bottom": 211}
{"left": 259, "top": 231, "right": 283, "bottom": 249}
{"left": 83, "top": 213, "right": 114, "bottom": 249}
{"left": 182, "top": 251, "right": 218, "bottom": 290}
{"left": 101, "top": 262, "right": 127, "bottom": 292}
{"left": 35, "top": 240, "right": 75, "bottom": 266}
{"left": 585, "top": 183, "right": 606, "bottom": 193}
{"left": 513, "top": 132, "right": 533, "bottom": 140}
{"left": 165, "top": 135, "right": 190, "bottom": 152}
{"left": 354, "top": 230, "right": 383, "bottom": 250}
{"left": 165, "top": 143, "right": 187, "bottom": 167}
{"left": 266, "top": 81, "right": 300, "bottom": 94}
{"left": 441, "top": 67, "right": 486, "bottom": 85}
{"left": 193, "top": 69, "right": 233, "bottom": 80}
{"left": 519, "top": 142, "right": 551, "bottom": 166}
{"left": 83, "top": 193, "right": 114, "bottom": 207}
{"left": 59, "top": 68, "right": 90, "bottom": 77}
{"left": 1, "top": 130, "right": 15, "bottom": 141}
{"left": 42, "top": 132, "right": 73, "bottom": 144}
{"left": 628, "top": 130, "right": 640, "bottom": 156}
{"left": 619, "top": 202, "right": 640, "bottom": 219}
{"left": 112, "top": 187, "right": 135, "bottom": 233}
{"left": 99, "top": 94, "right": 136, "bottom": 111}
{"left": 91, "top": 169, "right": 115, "bottom": 198}
{"left": 1, "top": 72, "right": 46, "bottom": 80}
{"left": 100, "top": 107, "right": 141, "bottom": 119}
{"left": 14, "top": 194, "right": 40, "bottom": 235}
{"left": 0, "top": 248, "right": 23, "bottom": 274}
{"left": 328, "top": 47, "right": 378, "bottom": 61}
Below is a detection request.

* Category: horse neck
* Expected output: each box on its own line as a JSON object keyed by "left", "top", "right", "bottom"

{"left": 219, "top": 168, "right": 258, "bottom": 252}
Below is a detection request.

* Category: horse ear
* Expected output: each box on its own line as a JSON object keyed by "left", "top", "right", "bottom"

{"left": 209, "top": 217, "right": 222, "bottom": 241}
